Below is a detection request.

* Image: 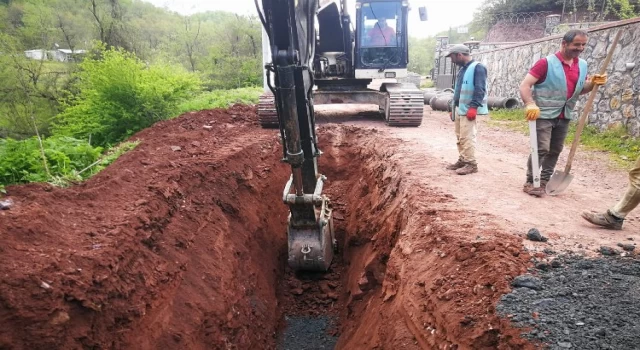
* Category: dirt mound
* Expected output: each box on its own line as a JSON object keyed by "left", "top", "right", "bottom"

{"left": 0, "top": 105, "right": 290, "bottom": 349}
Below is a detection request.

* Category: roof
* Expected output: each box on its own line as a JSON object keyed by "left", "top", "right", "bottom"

{"left": 57, "top": 49, "right": 87, "bottom": 54}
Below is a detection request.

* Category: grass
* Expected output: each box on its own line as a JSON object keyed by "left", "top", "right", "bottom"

{"left": 177, "top": 87, "right": 263, "bottom": 115}
{"left": 487, "top": 108, "right": 528, "bottom": 133}
{"left": 488, "top": 109, "right": 639, "bottom": 167}
{"left": 420, "top": 80, "right": 435, "bottom": 89}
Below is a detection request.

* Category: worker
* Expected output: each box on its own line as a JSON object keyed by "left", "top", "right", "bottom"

{"left": 444, "top": 44, "right": 488, "bottom": 175}
{"left": 582, "top": 156, "right": 640, "bottom": 230}
{"left": 519, "top": 29, "right": 607, "bottom": 197}
{"left": 367, "top": 17, "right": 396, "bottom": 46}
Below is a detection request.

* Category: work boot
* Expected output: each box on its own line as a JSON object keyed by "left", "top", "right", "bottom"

{"left": 523, "top": 182, "right": 545, "bottom": 197}
{"left": 446, "top": 159, "right": 465, "bottom": 170}
{"left": 456, "top": 163, "right": 478, "bottom": 175}
{"left": 581, "top": 210, "right": 624, "bottom": 230}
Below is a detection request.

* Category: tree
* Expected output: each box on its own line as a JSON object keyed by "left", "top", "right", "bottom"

{"left": 87, "top": 0, "right": 131, "bottom": 50}
{"left": 408, "top": 36, "right": 435, "bottom": 76}
{"left": 0, "top": 15, "right": 69, "bottom": 139}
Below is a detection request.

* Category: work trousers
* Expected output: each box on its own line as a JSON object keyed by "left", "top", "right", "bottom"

{"left": 454, "top": 111, "right": 477, "bottom": 165}
{"left": 527, "top": 118, "right": 570, "bottom": 183}
{"left": 611, "top": 155, "right": 640, "bottom": 218}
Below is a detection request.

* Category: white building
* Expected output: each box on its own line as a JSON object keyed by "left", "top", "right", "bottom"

{"left": 24, "top": 48, "right": 87, "bottom": 62}
{"left": 24, "top": 49, "right": 47, "bottom": 60}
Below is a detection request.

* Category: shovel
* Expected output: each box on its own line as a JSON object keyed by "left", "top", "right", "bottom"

{"left": 529, "top": 120, "right": 541, "bottom": 188}
{"left": 546, "top": 29, "right": 622, "bottom": 195}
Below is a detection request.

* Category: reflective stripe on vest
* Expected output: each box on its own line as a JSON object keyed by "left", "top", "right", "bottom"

{"left": 532, "top": 54, "right": 588, "bottom": 120}
{"left": 455, "top": 61, "right": 488, "bottom": 116}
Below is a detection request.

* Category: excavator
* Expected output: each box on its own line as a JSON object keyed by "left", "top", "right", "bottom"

{"left": 255, "top": 0, "right": 425, "bottom": 271}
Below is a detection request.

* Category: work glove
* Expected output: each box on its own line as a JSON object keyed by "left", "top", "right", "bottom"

{"left": 466, "top": 107, "right": 477, "bottom": 121}
{"left": 524, "top": 102, "right": 540, "bottom": 121}
{"left": 589, "top": 73, "right": 607, "bottom": 86}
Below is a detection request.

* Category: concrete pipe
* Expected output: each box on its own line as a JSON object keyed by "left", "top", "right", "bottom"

{"left": 488, "top": 97, "right": 519, "bottom": 110}
{"left": 423, "top": 91, "right": 438, "bottom": 104}
{"left": 430, "top": 93, "right": 453, "bottom": 112}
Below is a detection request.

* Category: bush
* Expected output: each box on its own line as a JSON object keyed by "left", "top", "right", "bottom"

{"left": 53, "top": 47, "right": 201, "bottom": 147}
{"left": 177, "top": 87, "right": 262, "bottom": 114}
{"left": 0, "top": 136, "right": 102, "bottom": 185}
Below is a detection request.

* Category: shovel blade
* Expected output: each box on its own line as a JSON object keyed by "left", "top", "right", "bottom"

{"left": 545, "top": 170, "right": 574, "bottom": 195}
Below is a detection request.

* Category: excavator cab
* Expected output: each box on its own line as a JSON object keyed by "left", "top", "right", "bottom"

{"left": 355, "top": 0, "right": 408, "bottom": 79}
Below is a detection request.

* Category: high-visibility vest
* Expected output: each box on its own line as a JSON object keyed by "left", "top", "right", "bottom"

{"left": 455, "top": 61, "right": 488, "bottom": 116}
{"left": 533, "top": 54, "right": 588, "bottom": 120}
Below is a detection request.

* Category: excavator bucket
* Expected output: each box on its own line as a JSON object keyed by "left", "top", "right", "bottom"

{"left": 283, "top": 175, "right": 337, "bottom": 272}
{"left": 287, "top": 203, "right": 336, "bottom": 271}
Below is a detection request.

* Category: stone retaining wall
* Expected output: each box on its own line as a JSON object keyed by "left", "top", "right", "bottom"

{"left": 474, "top": 18, "right": 640, "bottom": 136}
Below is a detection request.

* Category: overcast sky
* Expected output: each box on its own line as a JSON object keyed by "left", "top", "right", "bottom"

{"left": 140, "top": 0, "right": 485, "bottom": 38}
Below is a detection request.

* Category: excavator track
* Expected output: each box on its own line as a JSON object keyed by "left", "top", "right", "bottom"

{"left": 258, "top": 92, "right": 279, "bottom": 128}
{"left": 384, "top": 84, "right": 424, "bottom": 127}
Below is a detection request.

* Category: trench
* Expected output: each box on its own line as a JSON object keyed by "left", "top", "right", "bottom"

{"left": 274, "top": 126, "right": 402, "bottom": 349}
{"left": 0, "top": 106, "right": 532, "bottom": 349}
{"left": 263, "top": 124, "right": 531, "bottom": 349}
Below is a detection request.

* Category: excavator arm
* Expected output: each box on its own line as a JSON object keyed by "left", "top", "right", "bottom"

{"left": 255, "top": 0, "right": 336, "bottom": 271}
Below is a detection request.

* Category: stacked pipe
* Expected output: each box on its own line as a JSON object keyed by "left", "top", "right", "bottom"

{"left": 423, "top": 90, "right": 520, "bottom": 111}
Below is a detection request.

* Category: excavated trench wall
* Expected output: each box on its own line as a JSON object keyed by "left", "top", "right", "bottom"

{"left": 474, "top": 18, "right": 640, "bottom": 136}
{"left": 317, "top": 126, "right": 532, "bottom": 349}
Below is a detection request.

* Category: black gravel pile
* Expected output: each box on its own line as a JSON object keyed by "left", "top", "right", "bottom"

{"left": 497, "top": 255, "right": 640, "bottom": 350}
{"left": 278, "top": 316, "right": 338, "bottom": 350}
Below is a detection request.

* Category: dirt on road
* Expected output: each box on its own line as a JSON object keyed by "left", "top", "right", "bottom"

{"left": 0, "top": 104, "right": 637, "bottom": 349}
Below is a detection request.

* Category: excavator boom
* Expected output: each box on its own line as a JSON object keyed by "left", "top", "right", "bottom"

{"left": 255, "top": 0, "right": 426, "bottom": 271}
{"left": 256, "top": 0, "right": 336, "bottom": 271}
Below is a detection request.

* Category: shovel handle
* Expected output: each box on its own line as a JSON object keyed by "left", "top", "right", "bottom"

{"left": 529, "top": 120, "right": 541, "bottom": 188}
{"left": 564, "top": 29, "right": 622, "bottom": 174}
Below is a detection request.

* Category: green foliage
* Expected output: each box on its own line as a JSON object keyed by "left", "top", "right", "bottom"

{"left": 408, "top": 36, "right": 435, "bottom": 75}
{"left": 434, "top": 25, "right": 488, "bottom": 45}
{"left": 198, "top": 14, "right": 263, "bottom": 90}
{"left": 566, "top": 124, "right": 640, "bottom": 166}
{"left": 177, "top": 87, "right": 262, "bottom": 115}
{"left": 0, "top": 33, "right": 72, "bottom": 139}
{"left": 0, "top": 136, "right": 139, "bottom": 186}
{"left": 54, "top": 46, "right": 201, "bottom": 146}
{"left": 487, "top": 108, "right": 529, "bottom": 132}
{"left": 0, "top": 135, "right": 102, "bottom": 185}
{"left": 420, "top": 80, "right": 434, "bottom": 89}
{"left": 473, "top": 0, "right": 640, "bottom": 29}
{"left": 489, "top": 109, "right": 522, "bottom": 121}
{"left": 1, "top": 0, "right": 267, "bottom": 188}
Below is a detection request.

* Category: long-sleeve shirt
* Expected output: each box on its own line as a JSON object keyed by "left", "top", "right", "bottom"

{"left": 453, "top": 59, "right": 487, "bottom": 108}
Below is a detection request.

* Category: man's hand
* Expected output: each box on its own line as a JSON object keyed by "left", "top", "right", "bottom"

{"left": 524, "top": 102, "right": 540, "bottom": 121}
{"left": 590, "top": 73, "right": 607, "bottom": 86}
{"left": 466, "top": 108, "right": 477, "bottom": 121}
